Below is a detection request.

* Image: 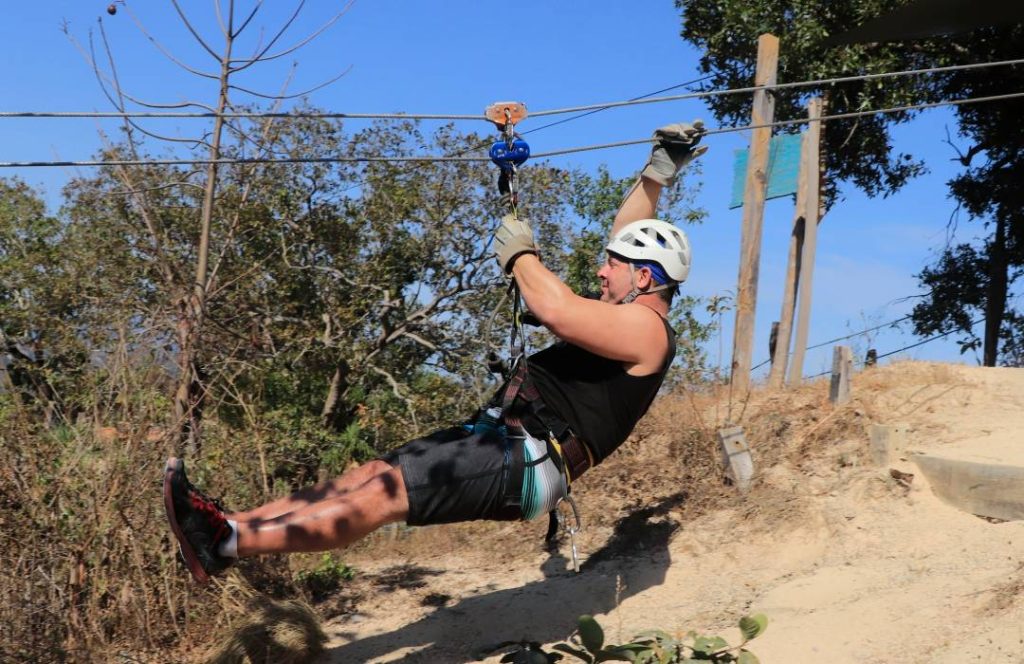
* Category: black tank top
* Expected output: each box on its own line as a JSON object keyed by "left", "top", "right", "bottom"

{"left": 524, "top": 315, "right": 676, "bottom": 463}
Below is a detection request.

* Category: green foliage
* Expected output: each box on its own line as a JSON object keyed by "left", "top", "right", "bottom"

{"left": 675, "top": 1, "right": 1024, "bottom": 364}
{"left": 677, "top": 0, "right": 934, "bottom": 203}
{"left": 294, "top": 554, "right": 356, "bottom": 600}
{"left": 540, "top": 614, "right": 767, "bottom": 663}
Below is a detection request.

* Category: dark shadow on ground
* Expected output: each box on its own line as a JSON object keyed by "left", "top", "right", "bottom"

{"left": 323, "top": 491, "right": 686, "bottom": 663}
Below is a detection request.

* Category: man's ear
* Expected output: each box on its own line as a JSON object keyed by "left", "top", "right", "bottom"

{"left": 635, "top": 265, "right": 654, "bottom": 290}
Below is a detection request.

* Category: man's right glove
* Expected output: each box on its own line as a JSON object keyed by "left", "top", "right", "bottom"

{"left": 641, "top": 120, "right": 708, "bottom": 187}
{"left": 493, "top": 213, "right": 538, "bottom": 274}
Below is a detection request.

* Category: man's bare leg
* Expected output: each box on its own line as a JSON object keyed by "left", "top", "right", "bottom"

{"left": 230, "top": 460, "right": 396, "bottom": 522}
{"left": 235, "top": 464, "right": 410, "bottom": 556}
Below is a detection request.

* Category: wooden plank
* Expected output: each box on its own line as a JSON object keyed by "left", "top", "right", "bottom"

{"left": 829, "top": 344, "right": 853, "bottom": 405}
{"left": 787, "top": 98, "right": 823, "bottom": 386}
{"left": 767, "top": 130, "right": 810, "bottom": 388}
{"left": 729, "top": 33, "right": 779, "bottom": 396}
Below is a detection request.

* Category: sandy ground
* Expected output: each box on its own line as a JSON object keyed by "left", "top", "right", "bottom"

{"left": 319, "top": 363, "right": 1024, "bottom": 663}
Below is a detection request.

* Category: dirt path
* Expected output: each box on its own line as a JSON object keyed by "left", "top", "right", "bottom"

{"left": 321, "top": 364, "right": 1024, "bottom": 663}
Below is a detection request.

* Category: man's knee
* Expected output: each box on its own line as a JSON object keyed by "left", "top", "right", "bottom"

{"left": 356, "top": 464, "right": 408, "bottom": 522}
{"left": 357, "top": 458, "right": 394, "bottom": 477}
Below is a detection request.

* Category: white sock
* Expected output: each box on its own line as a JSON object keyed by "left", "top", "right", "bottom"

{"left": 218, "top": 520, "right": 239, "bottom": 558}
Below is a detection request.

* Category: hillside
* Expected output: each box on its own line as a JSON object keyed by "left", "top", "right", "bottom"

{"left": 311, "top": 362, "right": 1024, "bottom": 663}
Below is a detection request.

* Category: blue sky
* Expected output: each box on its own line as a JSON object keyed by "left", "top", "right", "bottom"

{"left": 1, "top": 1, "right": 991, "bottom": 379}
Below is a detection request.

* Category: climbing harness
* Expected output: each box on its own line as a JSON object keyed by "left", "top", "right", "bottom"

{"left": 483, "top": 101, "right": 587, "bottom": 573}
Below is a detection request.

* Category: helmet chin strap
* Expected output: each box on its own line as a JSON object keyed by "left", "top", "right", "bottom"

{"left": 620, "top": 263, "right": 671, "bottom": 304}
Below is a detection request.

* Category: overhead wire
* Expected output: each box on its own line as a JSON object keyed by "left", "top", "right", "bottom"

{"left": 750, "top": 314, "right": 914, "bottom": 372}
{"left": 5, "top": 87, "right": 1024, "bottom": 168}
{"left": 335, "top": 73, "right": 712, "bottom": 196}
{"left": 802, "top": 317, "right": 985, "bottom": 379}
{"left": 4, "top": 56, "right": 1023, "bottom": 121}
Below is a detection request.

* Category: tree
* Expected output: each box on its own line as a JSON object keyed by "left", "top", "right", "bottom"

{"left": 675, "top": 0, "right": 1024, "bottom": 365}
{"left": 68, "top": 1, "right": 355, "bottom": 453}
{"left": 0, "top": 179, "right": 93, "bottom": 425}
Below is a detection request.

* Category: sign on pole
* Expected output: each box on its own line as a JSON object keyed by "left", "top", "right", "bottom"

{"left": 729, "top": 133, "right": 803, "bottom": 209}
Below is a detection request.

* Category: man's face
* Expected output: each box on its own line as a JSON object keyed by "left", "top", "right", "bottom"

{"left": 596, "top": 252, "right": 633, "bottom": 303}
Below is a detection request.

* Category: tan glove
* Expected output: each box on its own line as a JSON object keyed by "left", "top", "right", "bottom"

{"left": 641, "top": 120, "right": 708, "bottom": 186}
{"left": 493, "top": 214, "right": 538, "bottom": 273}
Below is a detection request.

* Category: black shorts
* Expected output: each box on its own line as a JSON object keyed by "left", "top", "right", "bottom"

{"left": 383, "top": 426, "right": 526, "bottom": 526}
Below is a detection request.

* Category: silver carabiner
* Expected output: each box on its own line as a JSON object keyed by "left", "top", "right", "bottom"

{"left": 554, "top": 495, "right": 582, "bottom": 573}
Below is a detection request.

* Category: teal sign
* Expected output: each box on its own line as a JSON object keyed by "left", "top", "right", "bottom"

{"left": 729, "top": 133, "right": 803, "bottom": 209}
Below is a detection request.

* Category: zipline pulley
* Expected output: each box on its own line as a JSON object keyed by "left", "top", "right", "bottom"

{"left": 486, "top": 101, "right": 530, "bottom": 208}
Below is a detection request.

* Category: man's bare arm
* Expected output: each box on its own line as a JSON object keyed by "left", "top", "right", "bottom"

{"left": 611, "top": 177, "right": 663, "bottom": 238}
{"left": 510, "top": 254, "right": 667, "bottom": 370}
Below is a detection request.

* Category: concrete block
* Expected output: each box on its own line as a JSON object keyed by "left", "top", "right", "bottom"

{"left": 913, "top": 453, "right": 1024, "bottom": 521}
{"left": 868, "top": 423, "right": 909, "bottom": 465}
{"left": 718, "top": 425, "right": 754, "bottom": 492}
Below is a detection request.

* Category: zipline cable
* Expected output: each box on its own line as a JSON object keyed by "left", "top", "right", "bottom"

{"left": 337, "top": 74, "right": 717, "bottom": 197}
{"left": 4, "top": 88, "right": 1022, "bottom": 168}
{"left": 802, "top": 317, "right": 985, "bottom": 379}
{"left": 4, "top": 56, "right": 1023, "bottom": 121}
{"left": 750, "top": 314, "right": 913, "bottom": 372}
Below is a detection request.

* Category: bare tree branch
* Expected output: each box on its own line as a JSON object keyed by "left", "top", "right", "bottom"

{"left": 233, "top": 0, "right": 265, "bottom": 38}
{"left": 124, "top": 4, "right": 219, "bottom": 79}
{"left": 170, "top": 0, "right": 222, "bottom": 62}
{"left": 231, "top": 1, "right": 354, "bottom": 70}
{"left": 228, "top": 0, "right": 305, "bottom": 70}
{"left": 229, "top": 65, "right": 352, "bottom": 101}
{"left": 90, "top": 25, "right": 180, "bottom": 291}
{"left": 370, "top": 365, "right": 419, "bottom": 432}
{"left": 106, "top": 178, "right": 206, "bottom": 195}
{"left": 208, "top": 66, "right": 299, "bottom": 290}
{"left": 214, "top": 0, "right": 228, "bottom": 38}
{"left": 942, "top": 125, "right": 990, "bottom": 167}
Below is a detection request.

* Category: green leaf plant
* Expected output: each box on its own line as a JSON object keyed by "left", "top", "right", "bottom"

{"left": 542, "top": 613, "right": 767, "bottom": 663}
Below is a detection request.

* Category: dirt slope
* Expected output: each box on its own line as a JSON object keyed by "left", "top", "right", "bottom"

{"left": 321, "top": 362, "right": 1024, "bottom": 663}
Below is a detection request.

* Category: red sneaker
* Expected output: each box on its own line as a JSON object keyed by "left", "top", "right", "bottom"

{"left": 163, "top": 457, "right": 234, "bottom": 583}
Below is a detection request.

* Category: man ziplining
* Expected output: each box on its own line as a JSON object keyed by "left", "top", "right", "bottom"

{"left": 163, "top": 120, "right": 707, "bottom": 584}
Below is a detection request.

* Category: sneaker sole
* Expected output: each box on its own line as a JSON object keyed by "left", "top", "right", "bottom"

{"left": 163, "top": 457, "right": 211, "bottom": 584}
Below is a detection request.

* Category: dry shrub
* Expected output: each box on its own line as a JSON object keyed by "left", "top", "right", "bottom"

{"left": 0, "top": 402, "right": 224, "bottom": 662}
{"left": 0, "top": 375, "right": 318, "bottom": 662}
{"left": 205, "top": 574, "right": 326, "bottom": 664}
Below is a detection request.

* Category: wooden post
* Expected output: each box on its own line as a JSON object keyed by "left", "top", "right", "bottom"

{"left": 787, "top": 98, "right": 823, "bottom": 386}
{"left": 766, "top": 130, "right": 810, "bottom": 388}
{"left": 829, "top": 344, "right": 852, "bottom": 405}
{"left": 718, "top": 426, "right": 754, "bottom": 491}
{"left": 729, "top": 33, "right": 779, "bottom": 396}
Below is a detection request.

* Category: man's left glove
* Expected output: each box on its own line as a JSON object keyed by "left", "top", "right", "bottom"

{"left": 493, "top": 214, "right": 538, "bottom": 274}
{"left": 641, "top": 120, "right": 708, "bottom": 187}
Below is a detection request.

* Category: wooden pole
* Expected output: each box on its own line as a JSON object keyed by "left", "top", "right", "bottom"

{"left": 729, "top": 33, "right": 779, "bottom": 397}
{"left": 787, "top": 98, "right": 823, "bottom": 386}
{"left": 766, "top": 130, "right": 811, "bottom": 388}
{"left": 829, "top": 344, "right": 853, "bottom": 405}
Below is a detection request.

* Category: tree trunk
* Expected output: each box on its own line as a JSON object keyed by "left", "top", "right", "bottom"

{"left": 983, "top": 215, "right": 1008, "bottom": 366}
{"left": 321, "top": 360, "right": 351, "bottom": 431}
{"left": 172, "top": 27, "right": 235, "bottom": 457}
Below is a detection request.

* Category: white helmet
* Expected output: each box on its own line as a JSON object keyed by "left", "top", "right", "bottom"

{"left": 606, "top": 219, "right": 691, "bottom": 283}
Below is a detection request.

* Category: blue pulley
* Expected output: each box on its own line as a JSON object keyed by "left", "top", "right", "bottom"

{"left": 489, "top": 138, "right": 530, "bottom": 170}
